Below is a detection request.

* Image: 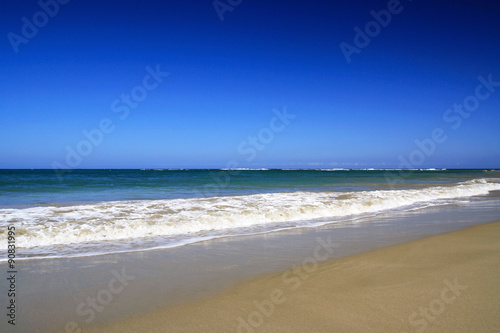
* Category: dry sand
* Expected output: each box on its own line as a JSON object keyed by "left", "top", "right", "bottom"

{"left": 84, "top": 221, "right": 500, "bottom": 332}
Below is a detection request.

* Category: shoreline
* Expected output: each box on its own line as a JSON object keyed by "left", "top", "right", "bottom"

{"left": 2, "top": 198, "right": 500, "bottom": 332}
{"left": 5, "top": 174, "right": 500, "bottom": 261}
{"left": 85, "top": 220, "right": 500, "bottom": 333}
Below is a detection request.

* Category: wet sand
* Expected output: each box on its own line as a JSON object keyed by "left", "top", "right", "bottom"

{"left": 84, "top": 221, "right": 500, "bottom": 332}
{"left": 2, "top": 200, "right": 499, "bottom": 333}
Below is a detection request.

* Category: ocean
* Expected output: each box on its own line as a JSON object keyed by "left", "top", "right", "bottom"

{"left": 1, "top": 169, "right": 499, "bottom": 260}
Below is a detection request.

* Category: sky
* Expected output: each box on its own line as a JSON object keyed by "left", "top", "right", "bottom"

{"left": 1, "top": 0, "right": 500, "bottom": 169}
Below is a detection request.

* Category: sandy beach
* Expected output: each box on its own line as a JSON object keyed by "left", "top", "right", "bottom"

{"left": 80, "top": 221, "right": 500, "bottom": 332}
{"left": 3, "top": 0, "right": 500, "bottom": 331}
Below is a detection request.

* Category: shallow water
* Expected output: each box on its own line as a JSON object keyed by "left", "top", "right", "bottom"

{"left": 1, "top": 169, "right": 499, "bottom": 260}
{"left": 2, "top": 192, "right": 499, "bottom": 333}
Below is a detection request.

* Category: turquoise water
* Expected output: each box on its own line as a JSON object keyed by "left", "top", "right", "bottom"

{"left": 0, "top": 169, "right": 496, "bottom": 207}
{"left": 1, "top": 169, "right": 499, "bottom": 259}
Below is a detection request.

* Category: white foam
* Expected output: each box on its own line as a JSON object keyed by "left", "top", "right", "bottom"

{"left": 1, "top": 178, "right": 499, "bottom": 255}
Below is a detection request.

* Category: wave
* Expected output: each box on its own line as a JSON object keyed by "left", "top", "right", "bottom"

{"left": 1, "top": 178, "right": 499, "bottom": 259}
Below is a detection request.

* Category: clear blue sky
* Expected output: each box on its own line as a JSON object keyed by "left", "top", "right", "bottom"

{"left": 1, "top": 0, "right": 499, "bottom": 169}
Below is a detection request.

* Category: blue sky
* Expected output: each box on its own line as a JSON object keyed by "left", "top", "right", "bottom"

{"left": 1, "top": 0, "right": 499, "bottom": 169}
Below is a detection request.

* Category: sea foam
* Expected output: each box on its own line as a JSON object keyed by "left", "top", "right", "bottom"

{"left": 1, "top": 178, "right": 499, "bottom": 259}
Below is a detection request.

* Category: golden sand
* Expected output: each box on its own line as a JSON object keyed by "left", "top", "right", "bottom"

{"left": 84, "top": 221, "right": 500, "bottom": 332}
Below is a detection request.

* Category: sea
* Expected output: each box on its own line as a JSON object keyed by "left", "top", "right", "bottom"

{"left": 1, "top": 168, "right": 500, "bottom": 260}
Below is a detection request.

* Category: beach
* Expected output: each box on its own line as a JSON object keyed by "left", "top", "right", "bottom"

{"left": 3, "top": 0, "right": 500, "bottom": 330}
{"left": 1, "top": 169, "right": 500, "bottom": 332}
{"left": 1, "top": 196, "right": 499, "bottom": 333}
{"left": 84, "top": 221, "right": 500, "bottom": 333}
